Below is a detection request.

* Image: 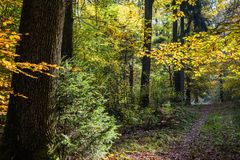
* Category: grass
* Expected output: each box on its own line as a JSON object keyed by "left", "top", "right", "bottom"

{"left": 188, "top": 104, "right": 240, "bottom": 159}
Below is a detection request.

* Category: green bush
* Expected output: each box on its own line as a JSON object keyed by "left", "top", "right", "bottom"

{"left": 55, "top": 61, "right": 119, "bottom": 160}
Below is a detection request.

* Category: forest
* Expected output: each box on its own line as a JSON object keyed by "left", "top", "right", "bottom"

{"left": 0, "top": 0, "right": 240, "bottom": 159}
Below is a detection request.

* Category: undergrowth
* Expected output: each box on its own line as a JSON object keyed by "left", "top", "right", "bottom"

{"left": 105, "top": 105, "right": 197, "bottom": 159}
{"left": 188, "top": 104, "right": 240, "bottom": 160}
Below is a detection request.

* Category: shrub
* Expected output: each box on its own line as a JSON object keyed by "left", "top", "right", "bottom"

{"left": 55, "top": 61, "right": 118, "bottom": 160}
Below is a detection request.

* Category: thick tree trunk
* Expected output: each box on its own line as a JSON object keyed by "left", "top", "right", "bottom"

{"left": 2, "top": 0, "right": 65, "bottom": 159}
{"left": 62, "top": 1, "right": 73, "bottom": 59}
{"left": 140, "top": 0, "right": 154, "bottom": 107}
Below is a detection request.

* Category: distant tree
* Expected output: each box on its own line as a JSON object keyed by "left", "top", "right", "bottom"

{"left": 185, "top": 0, "right": 207, "bottom": 104}
{"left": 2, "top": 0, "right": 65, "bottom": 159}
{"left": 172, "top": 0, "right": 185, "bottom": 103}
{"left": 140, "top": 0, "right": 154, "bottom": 107}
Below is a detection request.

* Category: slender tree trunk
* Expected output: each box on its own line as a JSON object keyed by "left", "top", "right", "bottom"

{"left": 179, "top": 3, "right": 185, "bottom": 101}
{"left": 172, "top": 1, "right": 178, "bottom": 42}
{"left": 185, "top": 18, "right": 192, "bottom": 105}
{"left": 140, "top": 0, "right": 154, "bottom": 107}
{"left": 123, "top": 50, "right": 128, "bottom": 107}
{"left": 61, "top": 1, "right": 73, "bottom": 59}
{"left": 186, "top": 76, "right": 191, "bottom": 105}
{"left": 179, "top": 3, "right": 185, "bottom": 45}
{"left": 219, "top": 74, "right": 224, "bottom": 103}
{"left": 172, "top": 0, "right": 180, "bottom": 102}
{"left": 129, "top": 55, "right": 134, "bottom": 103}
{"left": 194, "top": 92, "right": 199, "bottom": 103}
{"left": 168, "top": 66, "right": 173, "bottom": 88}
{"left": 2, "top": 0, "right": 65, "bottom": 159}
{"left": 173, "top": 1, "right": 185, "bottom": 103}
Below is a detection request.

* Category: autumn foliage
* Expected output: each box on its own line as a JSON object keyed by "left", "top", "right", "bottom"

{"left": 0, "top": 1, "right": 59, "bottom": 115}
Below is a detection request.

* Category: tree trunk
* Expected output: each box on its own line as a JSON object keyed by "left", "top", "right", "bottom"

{"left": 185, "top": 17, "right": 192, "bottom": 105}
{"left": 2, "top": 0, "right": 65, "bottom": 159}
{"left": 129, "top": 55, "right": 134, "bottom": 103}
{"left": 174, "top": 70, "right": 184, "bottom": 102}
{"left": 186, "top": 76, "right": 191, "bottom": 105}
{"left": 179, "top": 3, "right": 185, "bottom": 101}
{"left": 140, "top": 0, "right": 154, "bottom": 107}
{"left": 219, "top": 74, "right": 224, "bottom": 103}
{"left": 172, "top": 0, "right": 183, "bottom": 102}
{"left": 194, "top": 94, "right": 199, "bottom": 103}
{"left": 168, "top": 66, "right": 173, "bottom": 88}
{"left": 173, "top": 1, "right": 185, "bottom": 103}
{"left": 172, "top": 0, "right": 178, "bottom": 43}
{"left": 193, "top": 0, "right": 207, "bottom": 32}
{"left": 61, "top": 1, "right": 73, "bottom": 59}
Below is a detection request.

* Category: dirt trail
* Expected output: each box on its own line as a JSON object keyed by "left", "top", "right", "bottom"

{"left": 127, "top": 105, "right": 214, "bottom": 160}
{"left": 165, "top": 105, "right": 213, "bottom": 160}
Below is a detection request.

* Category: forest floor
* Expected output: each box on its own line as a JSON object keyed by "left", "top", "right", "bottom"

{"left": 107, "top": 103, "right": 240, "bottom": 160}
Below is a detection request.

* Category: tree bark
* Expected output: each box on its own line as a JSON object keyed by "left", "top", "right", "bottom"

{"left": 172, "top": 0, "right": 184, "bottom": 102}
{"left": 219, "top": 74, "right": 224, "bottom": 103}
{"left": 129, "top": 55, "right": 134, "bottom": 103}
{"left": 186, "top": 75, "right": 191, "bottom": 105}
{"left": 61, "top": 1, "right": 73, "bottom": 59}
{"left": 172, "top": 0, "right": 178, "bottom": 42}
{"left": 2, "top": 0, "right": 65, "bottom": 159}
{"left": 140, "top": 0, "right": 154, "bottom": 107}
{"left": 185, "top": 17, "right": 192, "bottom": 105}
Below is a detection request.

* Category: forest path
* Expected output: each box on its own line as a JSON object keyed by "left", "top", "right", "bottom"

{"left": 164, "top": 105, "right": 214, "bottom": 160}
{"left": 127, "top": 105, "right": 214, "bottom": 160}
